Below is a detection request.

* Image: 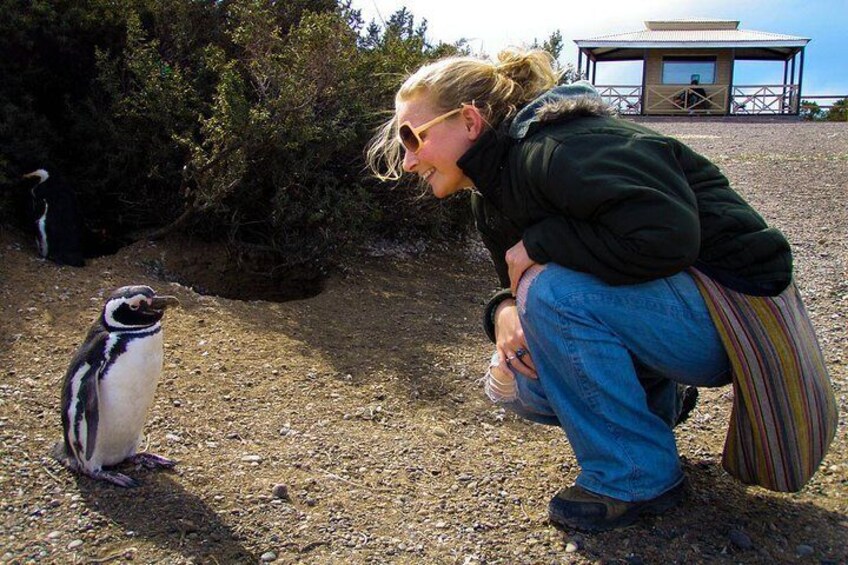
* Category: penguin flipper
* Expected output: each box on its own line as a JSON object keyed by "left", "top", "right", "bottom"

{"left": 81, "top": 363, "right": 102, "bottom": 463}
{"left": 59, "top": 327, "right": 106, "bottom": 464}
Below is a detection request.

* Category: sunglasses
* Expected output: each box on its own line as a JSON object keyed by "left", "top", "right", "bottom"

{"left": 397, "top": 106, "right": 463, "bottom": 153}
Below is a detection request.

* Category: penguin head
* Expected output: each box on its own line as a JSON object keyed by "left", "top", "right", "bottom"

{"left": 22, "top": 169, "right": 50, "bottom": 185}
{"left": 101, "top": 285, "right": 180, "bottom": 331}
{"left": 21, "top": 169, "right": 53, "bottom": 202}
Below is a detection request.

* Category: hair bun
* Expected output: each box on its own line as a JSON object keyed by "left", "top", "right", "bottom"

{"left": 494, "top": 48, "right": 559, "bottom": 105}
{"left": 494, "top": 48, "right": 531, "bottom": 78}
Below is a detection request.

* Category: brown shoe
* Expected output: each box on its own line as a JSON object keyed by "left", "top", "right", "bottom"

{"left": 548, "top": 480, "right": 686, "bottom": 532}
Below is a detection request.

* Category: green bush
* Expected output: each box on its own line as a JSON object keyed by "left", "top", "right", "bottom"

{"left": 800, "top": 100, "right": 823, "bottom": 121}
{"left": 0, "top": 0, "right": 472, "bottom": 276}
{"left": 825, "top": 98, "right": 847, "bottom": 121}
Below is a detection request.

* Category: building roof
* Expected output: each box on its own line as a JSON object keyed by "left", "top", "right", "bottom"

{"left": 575, "top": 20, "right": 809, "bottom": 61}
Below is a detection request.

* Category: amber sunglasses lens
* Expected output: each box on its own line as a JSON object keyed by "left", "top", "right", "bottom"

{"left": 398, "top": 124, "right": 419, "bottom": 152}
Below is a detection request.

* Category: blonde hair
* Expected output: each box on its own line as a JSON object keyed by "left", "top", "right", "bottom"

{"left": 366, "top": 48, "right": 561, "bottom": 181}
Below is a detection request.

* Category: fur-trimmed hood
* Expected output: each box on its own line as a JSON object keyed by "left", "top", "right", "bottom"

{"left": 508, "top": 81, "right": 615, "bottom": 140}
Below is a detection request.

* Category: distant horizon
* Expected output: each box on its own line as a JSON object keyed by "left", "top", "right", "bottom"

{"left": 351, "top": 0, "right": 847, "bottom": 99}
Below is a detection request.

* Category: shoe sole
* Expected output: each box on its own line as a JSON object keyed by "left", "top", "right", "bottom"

{"left": 549, "top": 481, "right": 686, "bottom": 532}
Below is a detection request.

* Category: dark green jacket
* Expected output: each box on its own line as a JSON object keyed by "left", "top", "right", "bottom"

{"left": 459, "top": 85, "right": 793, "bottom": 339}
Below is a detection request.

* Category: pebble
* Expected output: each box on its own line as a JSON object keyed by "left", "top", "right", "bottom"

{"left": 67, "top": 539, "right": 83, "bottom": 550}
{"left": 729, "top": 528, "right": 753, "bottom": 550}
{"left": 271, "top": 484, "right": 290, "bottom": 501}
{"left": 241, "top": 455, "right": 262, "bottom": 463}
{"left": 46, "top": 531, "right": 61, "bottom": 540}
{"left": 565, "top": 541, "right": 579, "bottom": 553}
{"left": 432, "top": 426, "right": 448, "bottom": 438}
{"left": 795, "top": 544, "right": 814, "bottom": 556}
{"left": 260, "top": 551, "right": 277, "bottom": 562}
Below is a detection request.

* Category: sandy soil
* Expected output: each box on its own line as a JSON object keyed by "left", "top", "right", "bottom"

{"left": 0, "top": 118, "right": 846, "bottom": 564}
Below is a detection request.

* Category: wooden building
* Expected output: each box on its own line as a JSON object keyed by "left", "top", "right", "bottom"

{"left": 574, "top": 20, "right": 809, "bottom": 116}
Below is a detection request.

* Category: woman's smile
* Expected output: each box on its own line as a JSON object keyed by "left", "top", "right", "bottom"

{"left": 396, "top": 96, "right": 478, "bottom": 198}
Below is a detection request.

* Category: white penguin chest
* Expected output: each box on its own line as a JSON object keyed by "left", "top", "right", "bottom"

{"left": 36, "top": 203, "right": 48, "bottom": 257}
{"left": 95, "top": 330, "right": 164, "bottom": 464}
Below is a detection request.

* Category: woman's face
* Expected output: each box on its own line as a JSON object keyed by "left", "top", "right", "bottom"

{"left": 396, "top": 95, "right": 478, "bottom": 199}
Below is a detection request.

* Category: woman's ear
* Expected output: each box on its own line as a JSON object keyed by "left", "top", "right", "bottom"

{"left": 462, "top": 104, "right": 485, "bottom": 141}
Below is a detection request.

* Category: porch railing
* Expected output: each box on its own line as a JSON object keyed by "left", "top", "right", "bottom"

{"left": 730, "top": 84, "right": 800, "bottom": 114}
{"left": 595, "top": 84, "right": 803, "bottom": 115}
{"left": 595, "top": 85, "right": 642, "bottom": 115}
{"left": 646, "top": 85, "right": 728, "bottom": 114}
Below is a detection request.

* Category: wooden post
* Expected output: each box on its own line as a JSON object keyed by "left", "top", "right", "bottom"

{"left": 640, "top": 50, "right": 647, "bottom": 115}
{"left": 728, "top": 48, "right": 736, "bottom": 115}
{"left": 796, "top": 48, "right": 805, "bottom": 116}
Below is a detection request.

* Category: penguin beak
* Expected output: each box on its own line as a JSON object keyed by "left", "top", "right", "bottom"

{"left": 149, "top": 295, "right": 180, "bottom": 311}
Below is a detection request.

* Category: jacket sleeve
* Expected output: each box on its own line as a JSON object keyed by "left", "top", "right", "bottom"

{"left": 521, "top": 134, "right": 701, "bottom": 285}
{"left": 471, "top": 192, "right": 519, "bottom": 343}
{"left": 471, "top": 192, "right": 514, "bottom": 289}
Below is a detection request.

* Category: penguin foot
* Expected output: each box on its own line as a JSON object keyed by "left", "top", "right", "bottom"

{"left": 88, "top": 469, "right": 140, "bottom": 488}
{"left": 128, "top": 452, "right": 177, "bottom": 470}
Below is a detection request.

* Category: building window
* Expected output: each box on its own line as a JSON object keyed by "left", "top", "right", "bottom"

{"left": 662, "top": 57, "right": 716, "bottom": 84}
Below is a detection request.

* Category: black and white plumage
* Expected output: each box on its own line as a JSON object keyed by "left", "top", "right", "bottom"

{"left": 22, "top": 169, "right": 85, "bottom": 267}
{"left": 52, "top": 285, "right": 180, "bottom": 487}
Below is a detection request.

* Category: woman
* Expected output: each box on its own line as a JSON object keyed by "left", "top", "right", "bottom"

{"left": 365, "top": 49, "right": 808, "bottom": 532}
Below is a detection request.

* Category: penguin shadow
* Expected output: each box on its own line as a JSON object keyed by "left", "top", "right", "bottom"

{"left": 75, "top": 470, "right": 256, "bottom": 563}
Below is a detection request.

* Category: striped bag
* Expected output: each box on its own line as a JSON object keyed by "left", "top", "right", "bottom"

{"left": 689, "top": 269, "right": 839, "bottom": 492}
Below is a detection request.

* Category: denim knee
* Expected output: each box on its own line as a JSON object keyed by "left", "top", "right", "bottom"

{"left": 518, "top": 266, "right": 591, "bottom": 334}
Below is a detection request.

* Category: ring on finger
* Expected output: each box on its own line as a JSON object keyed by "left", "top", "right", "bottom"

{"left": 516, "top": 348, "right": 527, "bottom": 359}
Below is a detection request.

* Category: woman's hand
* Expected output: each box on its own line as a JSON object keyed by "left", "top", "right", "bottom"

{"left": 494, "top": 299, "right": 537, "bottom": 379}
{"left": 505, "top": 240, "right": 537, "bottom": 295}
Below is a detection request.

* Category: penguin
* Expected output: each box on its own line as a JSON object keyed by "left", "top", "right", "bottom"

{"left": 21, "top": 169, "right": 85, "bottom": 267}
{"left": 52, "top": 285, "right": 180, "bottom": 487}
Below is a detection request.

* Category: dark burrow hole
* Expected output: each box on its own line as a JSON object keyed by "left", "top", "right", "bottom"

{"left": 143, "top": 239, "right": 326, "bottom": 303}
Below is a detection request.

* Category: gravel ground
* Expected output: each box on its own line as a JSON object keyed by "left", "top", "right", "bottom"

{"left": 0, "top": 118, "right": 846, "bottom": 564}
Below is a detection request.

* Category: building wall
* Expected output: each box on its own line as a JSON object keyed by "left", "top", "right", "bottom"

{"left": 644, "top": 49, "right": 734, "bottom": 114}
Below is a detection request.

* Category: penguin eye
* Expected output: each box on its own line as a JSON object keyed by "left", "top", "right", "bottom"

{"left": 129, "top": 303, "right": 140, "bottom": 311}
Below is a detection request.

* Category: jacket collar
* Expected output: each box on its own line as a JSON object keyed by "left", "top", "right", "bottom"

{"left": 508, "top": 81, "right": 608, "bottom": 139}
{"left": 456, "top": 126, "right": 512, "bottom": 205}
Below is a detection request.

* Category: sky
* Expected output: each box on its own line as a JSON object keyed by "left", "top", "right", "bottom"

{"left": 350, "top": 0, "right": 848, "bottom": 99}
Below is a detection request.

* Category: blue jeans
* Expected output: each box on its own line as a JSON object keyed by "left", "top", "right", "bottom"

{"left": 503, "top": 264, "right": 730, "bottom": 502}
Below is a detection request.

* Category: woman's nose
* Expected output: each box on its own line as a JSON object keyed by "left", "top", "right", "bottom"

{"left": 402, "top": 149, "right": 418, "bottom": 173}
